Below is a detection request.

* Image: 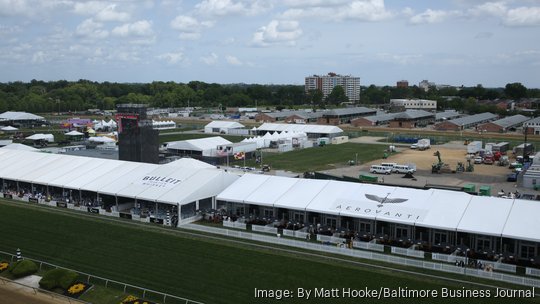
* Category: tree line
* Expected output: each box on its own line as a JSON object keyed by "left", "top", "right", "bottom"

{"left": 0, "top": 79, "right": 538, "bottom": 114}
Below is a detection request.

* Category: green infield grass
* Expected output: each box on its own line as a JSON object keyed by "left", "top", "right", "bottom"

{"left": 0, "top": 201, "right": 538, "bottom": 304}
{"left": 236, "top": 143, "right": 391, "bottom": 172}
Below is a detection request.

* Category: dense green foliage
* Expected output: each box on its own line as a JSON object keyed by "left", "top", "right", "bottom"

{"left": 9, "top": 259, "right": 38, "bottom": 278}
{"left": 0, "top": 80, "right": 538, "bottom": 114}
{"left": 0, "top": 202, "right": 538, "bottom": 304}
{"left": 39, "top": 268, "right": 79, "bottom": 290}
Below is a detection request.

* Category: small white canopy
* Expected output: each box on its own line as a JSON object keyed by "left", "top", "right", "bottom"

{"left": 65, "top": 130, "right": 84, "bottom": 136}
{"left": 88, "top": 136, "right": 115, "bottom": 143}
{"left": 1, "top": 126, "right": 18, "bottom": 131}
{"left": 26, "top": 133, "right": 54, "bottom": 142}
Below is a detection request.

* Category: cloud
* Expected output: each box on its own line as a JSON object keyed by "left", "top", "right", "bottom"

{"left": 409, "top": 9, "right": 457, "bottom": 24}
{"left": 504, "top": 6, "right": 540, "bottom": 26}
{"left": 226, "top": 55, "right": 242, "bottom": 65}
{"left": 474, "top": 32, "right": 493, "bottom": 39}
{"left": 95, "top": 4, "right": 130, "bottom": 22}
{"left": 75, "top": 18, "right": 109, "bottom": 39}
{"left": 252, "top": 20, "right": 302, "bottom": 47}
{"left": 195, "top": 0, "right": 270, "bottom": 17}
{"left": 157, "top": 51, "right": 186, "bottom": 64}
{"left": 201, "top": 53, "right": 218, "bottom": 65}
{"left": 112, "top": 20, "right": 153, "bottom": 37}
{"left": 469, "top": 2, "right": 540, "bottom": 27}
{"left": 170, "top": 15, "right": 213, "bottom": 40}
{"left": 281, "top": 0, "right": 392, "bottom": 22}
{"left": 73, "top": 1, "right": 108, "bottom": 15}
{"left": 32, "top": 51, "right": 47, "bottom": 63}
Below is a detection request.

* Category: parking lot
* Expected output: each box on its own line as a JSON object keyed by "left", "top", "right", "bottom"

{"left": 323, "top": 140, "right": 529, "bottom": 197}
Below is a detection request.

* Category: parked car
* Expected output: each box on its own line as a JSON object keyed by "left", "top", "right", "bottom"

{"left": 392, "top": 165, "right": 416, "bottom": 174}
{"left": 474, "top": 157, "right": 483, "bottom": 164}
{"left": 370, "top": 165, "right": 391, "bottom": 175}
{"left": 410, "top": 143, "right": 418, "bottom": 149}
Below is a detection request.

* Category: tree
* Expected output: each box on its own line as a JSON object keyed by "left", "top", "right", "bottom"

{"left": 505, "top": 83, "right": 527, "bottom": 100}
{"left": 326, "top": 85, "right": 349, "bottom": 105}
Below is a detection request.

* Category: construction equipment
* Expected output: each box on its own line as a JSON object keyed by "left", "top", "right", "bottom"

{"left": 432, "top": 151, "right": 452, "bottom": 174}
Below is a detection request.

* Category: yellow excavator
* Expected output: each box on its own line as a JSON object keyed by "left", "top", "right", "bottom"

{"left": 432, "top": 151, "right": 452, "bottom": 174}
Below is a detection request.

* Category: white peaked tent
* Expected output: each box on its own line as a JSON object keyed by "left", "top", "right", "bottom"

{"left": 1, "top": 126, "right": 18, "bottom": 131}
{"left": 65, "top": 130, "right": 84, "bottom": 136}
{"left": 26, "top": 133, "right": 54, "bottom": 142}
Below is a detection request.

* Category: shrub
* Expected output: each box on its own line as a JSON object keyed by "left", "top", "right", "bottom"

{"left": 9, "top": 260, "right": 38, "bottom": 278}
{"left": 39, "top": 268, "right": 78, "bottom": 290}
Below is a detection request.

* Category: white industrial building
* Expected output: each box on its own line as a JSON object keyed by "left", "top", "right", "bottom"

{"left": 390, "top": 99, "right": 437, "bottom": 111}
{"left": 204, "top": 121, "right": 245, "bottom": 134}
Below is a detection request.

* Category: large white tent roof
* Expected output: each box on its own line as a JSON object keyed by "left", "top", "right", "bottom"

{"left": 0, "top": 149, "right": 239, "bottom": 206}
{"left": 166, "top": 136, "right": 232, "bottom": 152}
{"left": 257, "top": 123, "right": 343, "bottom": 135}
{"left": 217, "top": 174, "right": 540, "bottom": 243}
{"left": 205, "top": 121, "right": 245, "bottom": 129}
{"left": 0, "top": 111, "right": 44, "bottom": 121}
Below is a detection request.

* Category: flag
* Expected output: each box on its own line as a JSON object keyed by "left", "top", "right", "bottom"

{"left": 234, "top": 152, "right": 245, "bottom": 160}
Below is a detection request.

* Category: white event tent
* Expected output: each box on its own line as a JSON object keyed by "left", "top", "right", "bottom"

{"left": 217, "top": 173, "right": 540, "bottom": 244}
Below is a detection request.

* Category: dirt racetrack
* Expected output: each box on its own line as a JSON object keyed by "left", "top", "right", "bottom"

{"left": 0, "top": 279, "right": 73, "bottom": 304}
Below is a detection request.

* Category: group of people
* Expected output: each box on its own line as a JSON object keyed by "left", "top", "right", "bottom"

{"left": 498, "top": 189, "right": 520, "bottom": 199}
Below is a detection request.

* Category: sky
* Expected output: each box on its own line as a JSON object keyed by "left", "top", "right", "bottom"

{"left": 0, "top": 0, "right": 539, "bottom": 87}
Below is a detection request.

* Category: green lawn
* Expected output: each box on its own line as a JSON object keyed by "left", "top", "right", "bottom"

{"left": 238, "top": 143, "right": 391, "bottom": 172}
{"left": 1, "top": 201, "right": 537, "bottom": 304}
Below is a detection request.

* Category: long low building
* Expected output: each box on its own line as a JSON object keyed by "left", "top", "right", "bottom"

{"left": 435, "top": 112, "right": 498, "bottom": 131}
{"left": 217, "top": 174, "right": 540, "bottom": 262}
{"left": 0, "top": 148, "right": 239, "bottom": 224}
{"left": 477, "top": 115, "right": 531, "bottom": 133}
{"left": 255, "top": 123, "right": 343, "bottom": 139}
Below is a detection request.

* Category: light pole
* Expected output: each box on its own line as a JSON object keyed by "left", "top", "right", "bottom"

{"left": 355, "top": 153, "right": 358, "bottom": 165}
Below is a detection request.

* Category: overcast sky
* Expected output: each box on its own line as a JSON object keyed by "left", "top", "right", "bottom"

{"left": 1, "top": 0, "right": 539, "bottom": 87}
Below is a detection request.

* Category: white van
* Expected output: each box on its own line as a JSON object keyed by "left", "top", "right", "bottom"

{"left": 380, "top": 162, "right": 397, "bottom": 170}
{"left": 392, "top": 165, "right": 415, "bottom": 174}
{"left": 370, "top": 165, "right": 392, "bottom": 175}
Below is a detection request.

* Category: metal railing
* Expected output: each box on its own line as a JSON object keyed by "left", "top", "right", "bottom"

{"left": 0, "top": 250, "right": 204, "bottom": 304}
{"left": 526, "top": 267, "right": 540, "bottom": 278}
{"left": 352, "top": 240, "right": 384, "bottom": 252}
{"left": 251, "top": 225, "right": 277, "bottom": 235}
{"left": 182, "top": 224, "right": 540, "bottom": 289}
{"left": 432, "top": 253, "right": 517, "bottom": 273}
{"left": 391, "top": 246, "right": 425, "bottom": 259}
{"left": 222, "top": 221, "right": 246, "bottom": 230}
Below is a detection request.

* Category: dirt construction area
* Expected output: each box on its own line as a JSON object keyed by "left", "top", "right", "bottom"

{"left": 324, "top": 139, "right": 527, "bottom": 196}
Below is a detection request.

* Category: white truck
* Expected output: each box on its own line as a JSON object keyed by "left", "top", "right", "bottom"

{"left": 417, "top": 138, "right": 431, "bottom": 150}
{"left": 467, "top": 141, "right": 482, "bottom": 154}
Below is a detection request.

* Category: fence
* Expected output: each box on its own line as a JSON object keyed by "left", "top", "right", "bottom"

{"left": 283, "top": 229, "right": 310, "bottom": 240}
{"left": 391, "top": 246, "right": 425, "bottom": 259}
{"left": 431, "top": 253, "right": 517, "bottom": 273}
{"left": 352, "top": 241, "right": 385, "bottom": 252}
{"left": 526, "top": 268, "right": 540, "bottom": 278}
{"left": 316, "top": 234, "right": 346, "bottom": 244}
{"left": 222, "top": 221, "right": 246, "bottom": 230}
{"left": 251, "top": 224, "right": 277, "bottom": 235}
{"left": 0, "top": 249, "right": 203, "bottom": 304}
{"left": 182, "top": 224, "right": 540, "bottom": 289}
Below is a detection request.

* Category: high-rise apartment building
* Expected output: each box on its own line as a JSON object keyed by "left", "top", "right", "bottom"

{"left": 305, "top": 73, "right": 361, "bottom": 103}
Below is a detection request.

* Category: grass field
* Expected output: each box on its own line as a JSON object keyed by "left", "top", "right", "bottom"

{"left": 237, "top": 143, "right": 391, "bottom": 172}
{"left": 0, "top": 201, "right": 537, "bottom": 304}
